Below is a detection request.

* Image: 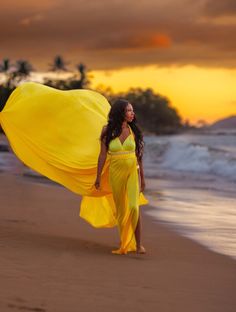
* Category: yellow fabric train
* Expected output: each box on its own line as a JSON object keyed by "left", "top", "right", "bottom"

{"left": 0, "top": 82, "right": 148, "bottom": 236}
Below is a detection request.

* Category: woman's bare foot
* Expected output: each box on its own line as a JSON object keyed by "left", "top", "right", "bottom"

{"left": 136, "top": 245, "right": 146, "bottom": 254}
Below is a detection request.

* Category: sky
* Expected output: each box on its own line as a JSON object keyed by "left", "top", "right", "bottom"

{"left": 0, "top": 0, "right": 236, "bottom": 123}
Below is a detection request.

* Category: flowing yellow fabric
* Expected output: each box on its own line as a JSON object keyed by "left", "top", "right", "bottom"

{"left": 0, "top": 81, "right": 148, "bottom": 253}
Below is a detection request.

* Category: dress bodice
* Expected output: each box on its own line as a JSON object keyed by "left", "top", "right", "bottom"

{"left": 108, "top": 125, "right": 136, "bottom": 153}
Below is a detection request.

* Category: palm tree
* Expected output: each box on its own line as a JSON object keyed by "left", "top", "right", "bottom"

{"left": 49, "top": 55, "right": 68, "bottom": 72}
{"left": 44, "top": 55, "right": 69, "bottom": 89}
{"left": 0, "top": 58, "right": 12, "bottom": 88}
{"left": 1, "top": 58, "right": 33, "bottom": 115}
{"left": 14, "top": 60, "right": 33, "bottom": 77}
{"left": 0, "top": 59, "right": 14, "bottom": 113}
{"left": 76, "top": 63, "right": 92, "bottom": 88}
{"left": 67, "top": 62, "right": 89, "bottom": 89}
{"left": 0, "top": 58, "right": 11, "bottom": 74}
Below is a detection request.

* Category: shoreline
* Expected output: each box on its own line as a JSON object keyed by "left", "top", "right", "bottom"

{"left": 0, "top": 172, "right": 236, "bottom": 311}
{"left": 145, "top": 175, "right": 236, "bottom": 260}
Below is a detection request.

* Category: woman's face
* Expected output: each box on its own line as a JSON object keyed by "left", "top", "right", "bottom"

{"left": 125, "top": 103, "right": 135, "bottom": 122}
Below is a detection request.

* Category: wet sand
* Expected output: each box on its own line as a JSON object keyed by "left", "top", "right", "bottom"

{"left": 0, "top": 173, "right": 235, "bottom": 312}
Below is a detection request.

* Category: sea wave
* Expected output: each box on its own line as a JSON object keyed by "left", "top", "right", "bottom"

{"left": 144, "top": 134, "right": 236, "bottom": 182}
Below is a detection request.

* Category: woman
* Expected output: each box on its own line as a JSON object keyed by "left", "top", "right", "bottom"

{"left": 0, "top": 82, "right": 148, "bottom": 254}
{"left": 94, "top": 99, "right": 147, "bottom": 254}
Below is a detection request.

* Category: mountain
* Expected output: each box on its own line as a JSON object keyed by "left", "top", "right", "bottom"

{"left": 210, "top": 115, "right": 236, "bottom": 129}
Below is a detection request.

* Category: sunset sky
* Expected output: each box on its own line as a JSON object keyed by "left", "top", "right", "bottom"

{"left": 1, "top": 0, "right": 236, "bottom": 124}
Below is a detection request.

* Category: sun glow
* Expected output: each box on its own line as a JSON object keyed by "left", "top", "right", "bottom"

{"left": 90, "top": 65, "right": 236, "bottom": 124}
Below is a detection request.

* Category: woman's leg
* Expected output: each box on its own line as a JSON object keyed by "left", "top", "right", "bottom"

{"left": 109, "top": 161, "right": 136, "bottom": 254}
{"left": 134, "top": 213, "right": 146, "bottom": 254}
{"left": 135, "top": 214, "right": 141, "bottom": 247}
{"left": 126, "top": 165, "right": 146, "bottom": 254}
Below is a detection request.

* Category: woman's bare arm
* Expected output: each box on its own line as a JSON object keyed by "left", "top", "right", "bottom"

{"left": 95, "top": 126, "right": 108, "bottom": 189}
{"left": 137, "top": 157, "right": 146, "bottom": 192}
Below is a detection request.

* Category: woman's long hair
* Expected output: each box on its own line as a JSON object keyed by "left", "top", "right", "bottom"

{"left": 101, "top": 99, "right": 144, "bottom": 161}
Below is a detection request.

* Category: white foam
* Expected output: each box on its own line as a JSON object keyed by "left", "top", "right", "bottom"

{"left": 144, "top": 134, "right": 236, "bottom": 182}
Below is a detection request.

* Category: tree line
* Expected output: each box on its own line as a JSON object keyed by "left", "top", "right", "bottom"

{"left": 0, "top": 56, "right": 183, "bottom": 134}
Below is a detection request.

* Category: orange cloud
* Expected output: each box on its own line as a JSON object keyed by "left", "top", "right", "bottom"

{"left": 131, "top": 33, "right": 172, "bottom": 49}
{"left": 1, "top": 0, "right": 235, "bottom": 70}
{"left": 149, "top": 34, "right": 172, "bottom": 48}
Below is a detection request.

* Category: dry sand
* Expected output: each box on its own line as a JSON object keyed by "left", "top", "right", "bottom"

{"left": 0, "top": 173, "right": 235, "bottom": 312}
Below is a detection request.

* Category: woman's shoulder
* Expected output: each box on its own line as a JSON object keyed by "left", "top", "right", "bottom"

{"left": 100, "top": 125, "right": 108, "bottom": 143}
{"left": 101, "top": 124, "right": 108, "bottom": 135}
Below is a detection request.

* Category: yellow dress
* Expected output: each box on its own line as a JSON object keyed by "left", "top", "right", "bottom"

{"left": 0, "top": 82, "right": 148, "bottom": 254}
{"left": 108, "top": 126, "right": 144, "bottom": 254}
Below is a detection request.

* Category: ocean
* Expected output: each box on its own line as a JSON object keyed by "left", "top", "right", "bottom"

{"left": 143, "top": 131, "right": 236, "bottom": 260}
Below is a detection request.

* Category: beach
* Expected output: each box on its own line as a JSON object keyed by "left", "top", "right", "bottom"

{"left": 0, "top": 172, "right": 235, "bottom": 312}
{"left": 1, "top": 0, "right": 236, "bottom": 309}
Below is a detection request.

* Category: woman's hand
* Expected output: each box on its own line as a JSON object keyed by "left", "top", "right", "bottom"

{"left": 94, "top": 177, "right": 101, "bottom": 190}
{"left": 137, "top": 157, "right": 146, "bottom": 193}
